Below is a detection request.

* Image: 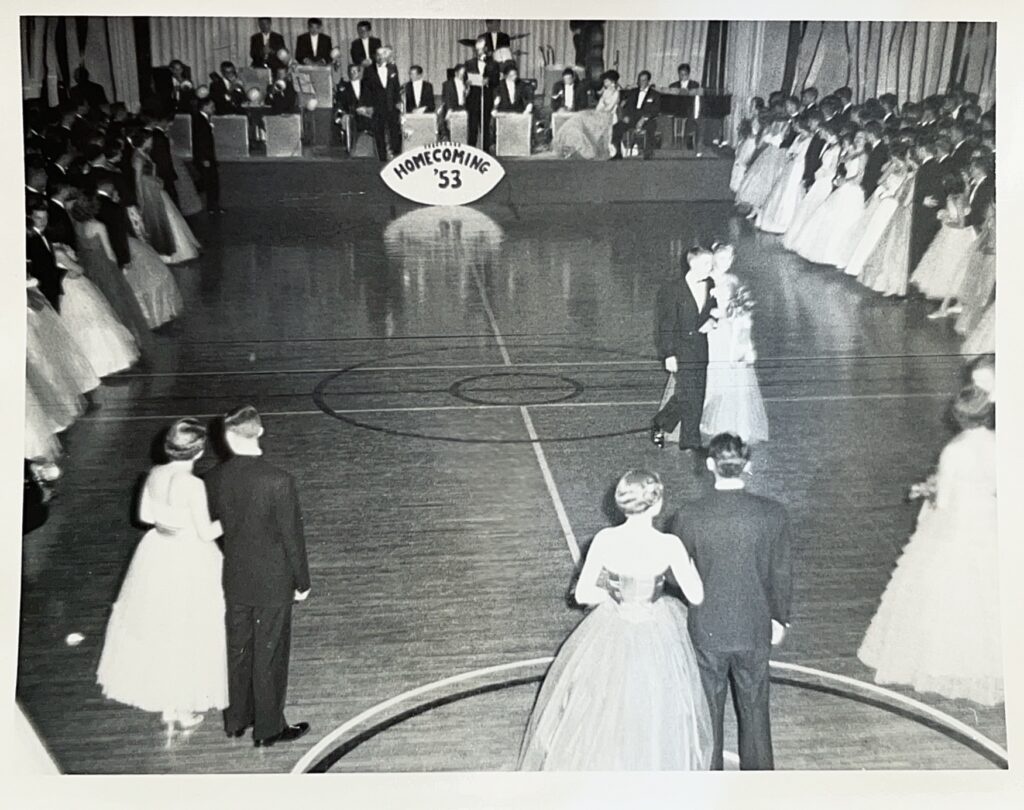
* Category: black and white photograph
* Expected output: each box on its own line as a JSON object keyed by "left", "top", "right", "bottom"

{"left": 3, "top": 1, "right": 1021, "bottom": 808}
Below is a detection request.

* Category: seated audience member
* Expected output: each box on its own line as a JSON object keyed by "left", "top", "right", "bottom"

{"left": 296, "top": 18, "right": 332, "bottom": 66}
{"left": 494, "top": 62, "right": 534, "bottom": 114}
{"left": 335, "top": 63, "right": 374, "bottom": 148}
{"left": 251, "top": 18, "right": 286, "bottom": 70}
{"left": 612, "top": 70, "right": 660, "bottom": 160}
{"left": 267, "top": 68, "right": 299, "bottom": 115}
{"left": 210, "top": 62, "right": 246, "bottom": 115}
{"left": 404, "top": 65, "right": 436, "bottom": 113}
{"left": 669, "top": 63, "right": 700, "bottom": 91}
{"left": 550, "top": 68, "right": 588, "bottom": 112}
{"left": 351, "top": 20, "right": 381, "bottom": 67}
{"left": 69, "top": 66, "right": 109, "bottom": 114}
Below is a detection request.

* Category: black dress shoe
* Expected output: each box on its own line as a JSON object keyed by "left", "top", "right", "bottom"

{"left": 226, "top": 727, "right": 249, "bottom": 739}
{"left": 649, "top": 428, "right": 665, "bottom": 449}
{"left": 254, "top": 722, "right": 310, "bottom": 748}
{"left": 610, "top": 154, "right": 622, "bottom": 161}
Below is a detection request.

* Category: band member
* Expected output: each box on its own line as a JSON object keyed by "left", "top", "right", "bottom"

{"left": 669, "top": 62, "right": 702, "bottom": 152}
{"left": 350, "top": 20, "right": 381, "bottom": 67}
{"left": 250, "top": 18, "right": 286, "bottom": 70}
{"left": 295, "top": 18, "right": 332, "bottom": 66}
{"left": 550, "top": 67, "right": 588, "bottom": 112}
{"left": 480, "top": 19, "right": 512, "bottom": 53}
{"left": 403, "top": 65, "right": 436, "bottom": 113}
{"left": 364, "top": 46, "right": 403, "bottom": 160}
{"left": 465, "top": 38, "right": 500, "bottom": 152}
{"left": 210, "top": 62, "right": 246, "bottom": 115}
{"left": 494, "top": 63, "right": 534, "bottom": 114}
{"left": 335, "top": 64, "right": 374, "bottom": 151}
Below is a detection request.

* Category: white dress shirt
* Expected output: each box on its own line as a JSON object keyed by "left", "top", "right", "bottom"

{"left": 309, "top": 33, "right": 319, "bottom": 55}
{"left": 490, "top": 32, "right": 500, "bottom": 51}
{"left": 636, "top": 87, "right": 649, "bottom": 110}
{"left": 361, "top": 37, "right": 371, "bottom": 62}
{"left": 33, "top": 227, "right": 51, "bottom": 253}
{"left": 412, "top": 79, "right": 423, "bottom": 108}
{"left": 563, "top": 83, "right": 575, "bottom": 110}
{"left": 351, "top": 78, "right": 362, "bottom": 100}
{"left": 454, "top": 78, "right": 466, "bottom": 106}
{"left": 505, "top": 79, "right": 517, "bottom": 107}
{"left": 685, "top": 273, "right": 707, "bottom": 311}
{"left": 376, "top": 64, "right": 389, "bottom": 87}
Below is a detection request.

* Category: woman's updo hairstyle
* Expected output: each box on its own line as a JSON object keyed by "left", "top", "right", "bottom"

{"left": 952, "top": 384, "right": 994, "bottom": 431}
{"left": 164, "top": 418, "right": 208, "bottom": 461}
{"left": 614, "top": 470, "right": 664, "bottom": 516}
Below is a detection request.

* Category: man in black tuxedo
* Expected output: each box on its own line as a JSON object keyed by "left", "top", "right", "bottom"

{"left": 441, "top": 65, "right": 469, "bottom": 113}
{"left": 833, "top": 86, "right": 854, "bottom": 121}
{"left": 364, "top": 46, "right": 403, "bottom": 160}
{"left": 295, "top": 18, "right": 332, "bottom": 66}
{"left": 965, "top": 156, "right": 994, "bottom": 234}
{"left": 351, "top": 20, "right": 381, "bottom": 67}
{"left": 493, "top": 62, "right": 533, "bottom": 113}
{"left": 465, "top": 38, "right": 500, "bottom": 152}
{"left": 266, "top": 67, "right": 299, "bottom": 115}
{"left": 799, "top": 86, "right": 819, "bottom": 113}
{"left": 210, "top": 62, "right": 245, "bottom": 115}
{"left": 946, "top": 120, "right": 977, "bottom": 172}
{"left": 205, "top": 406, "right": 311, "bottom": 748}
{"left": 550, "top": 67, "right": 588, "bottom": 112}
{"left": 910, "top": 139, "right": 945, "bottom": 272}
{"left": 146, "top": 116, "right": 179, "bottom": 205}
{"left": 46, "top": 177, "right": 77, "bottom": 251}
{"left": 669, "top": 63, "right": 704, "bottom": 152}
{"left": 403, "top": 65, "right": 436, "bottom": 113}
{"left": 27, "top": 198, "right": 64, "bottom": 311}
{"left": 335, "top": 63, "right": 374, "bottom": 149}
{"left": 613, "top": 71, "right": 660, "bottom": 160}
{"left": 651, "top": 247, "right": 718, "bottom": 451}
{"left": 778, "top": 95, "right": 801, "bottom": 149}
{"left": 879, "top": 93, "right": 901, "bottom": 130}
{"left": 192, "top": 97, "right": 222, "bottom": 214}
{"left": 801, "top": 110, "right": 826, "bottom": 190}
{"left": 250, "top": 18, "right": 286, "bottom": 70}
{"left": 860, "top": 120, "right": 888, "bottom": 200}
{"left": 69, "top": 66, "right": 108, "bottom": 114}
{"left": 94, "top": 179, "right": 132, "bottom": 269}
{"left": 670, "top": 433, "right": 792, "bottom": 771}
{"left": 480, "top": 19, "right": 511, "bottom": 53}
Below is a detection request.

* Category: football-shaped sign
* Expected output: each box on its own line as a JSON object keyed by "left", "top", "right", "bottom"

{"left": 380, "top": 143, "right": 506, "bottom": 206}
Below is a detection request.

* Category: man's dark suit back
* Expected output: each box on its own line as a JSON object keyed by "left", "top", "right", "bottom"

{"left": 251, "top": 31, "right": 286, "bottom": 69}
{"left": 655, "top": 275, "right": 715, "bottom": 363}
{"left": 671, "top": 490, "right": 792, "bottom": 652}
{"left": 205, "top": 455, "right": 310, "bottom": 607}
{"left": 403, "top": 81, "right": 436, "bottom": 113}
{"left": 192, "top": 113, "right": 217, "bottom": 165}
{"left": 802, "top": 132, "right": 825, "bottom": 189}
{"left": 27, "top": 231, "right": 64, "bottom": 310}
{"left": 96, "top": 194, "right": 131, "bottom": 267}
{"left": 46, "top": 200, "right": 76, "bottom": 250}
{"left": 350, "top": 36, "right": 382, "bottom": 66}
{"left": 619, "top": 86, "right": 661, "bottom": 124}
{"left": 295, "top": 32, "right": 333, "bottom": 65}
{"left": 966, "top": 175, "right": 994, "bottom": 231}
{"left": 861, "top": 142, "right": 889, "bottom": 200}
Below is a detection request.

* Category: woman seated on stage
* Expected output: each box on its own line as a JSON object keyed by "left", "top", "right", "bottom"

{"left": 548, "top": 70, "right": 620, "bottom": 160}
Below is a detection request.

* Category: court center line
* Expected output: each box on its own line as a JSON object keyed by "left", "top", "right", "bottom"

{"left": 77, "top": 392, "right": 954, "bottom": 423}
{"left": 470, "top": 266, "right": 581, "bottom": 565}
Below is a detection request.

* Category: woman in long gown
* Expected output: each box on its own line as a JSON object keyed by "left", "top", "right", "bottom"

{"left": 519, "top": 470, "right": 712, "bottom": 770}
{"left": 789, "top": 130, "right": 868, "bottom": 266}
{"left": 24, "top": 374, "right": 62, "bottom": 462}
{"left": 124, "top": 213, "right": 184, "bottom": 329}
{"left": 755, "top": 117, "right": 811, "bottom": 234}
{"left": 131, "top": 132, "right": 201, "bottom": 264}
{"left": 858, "top": 384, "right": 1000, "bottom": 706}
{"left": 843, "top": 143, "right": 911, "bottom": 279}
{"left": 955, "top": 202, "right": 995, "bottom": 337}
{"left": 729, "top": 99, "right": 763, "bottom": 193}
{"left": 735, "top": 102, "right": 795, "bottom": 214}
{"left": 857, "top": 153, "right": 917, "bottom": 297}
{"left": 97, "top": 419, "right": 229, "bottom": 743}
{"left": 782, "top": 123, "right": 842, "bottom": 251}
{"left": 172, "top": 151, "right": 203, "bottom": 217}
{"left": 549, "top": 71, "right": 621, "bottom": 160}
{"left": 911, "top": 173, "right": 978, "bottom": 317}
{"left": 70, "top": 195, "right": 155, "bottom": 356}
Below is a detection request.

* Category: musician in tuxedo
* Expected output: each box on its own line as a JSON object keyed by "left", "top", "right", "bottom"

{"left": 403, "top": 65, "right": 436, "bottom": 113}
{"left": 295, "top": 18, "right": 332, "bottom": 66}
{"left": 493, "top": 62, "right": 533, "bottom": 113}
{"left": 550, "top": 67, "right": 588, "bottom": 112}
{"left": 669, "top": 62, "right": 700, "bottom": 91}
{"left": 651, "top": 247, "right": 719, "bottom": 452}
{"left": 205, "top": 406, "right": 311, "bottom": 748}
{"left": 351, "top": 20, "right": 381, "bottom": 67}
{"left": 251, "top": 18, "right": 287, "bottom": 70}
{"left": 465, "top": 38, "right": 500, "bottom": 152}
{"left": 364, "top": 46, "right": 403, "bottom": 161}
{"left": 266, "top": 67, "right": 299, "bottom": 115}
{"left": 27, "top": 198, "right": 64, "bottom": 312}
{"left": 670, "top": 432, "right": 792, "bottom": 770}
{"left": 69, "top": 66, "right": 108, "bottom": 113}
{"left": 669, "top": 62, "right": 703, "bottom": 153}
{"left": 480, "top": 19, "right": 511, "bottom": 53}
{"left": 910, "top": 140, "right": 946, "bottom": 272}
{"left": 612, "top": 70, "right": 660, "bottom": 160}
{"left": 860, "top": 120, "right": 888, "bottom": 200}
{"left": 801, "top": 109, "right": 826, "bottom": 191}
{"left": 154, "top": 60, "right": 195, "bottom": 114}
{"left": 146, "top": 116, "right": 178, "bottom": 205}
{"left": 210, "top": 62, "right": 246, "bottom": 115}
{"left": 192, "top": 97, "right": 222, "bottom": 214}
{"left": 94, "top": 179, "right": 132, "bottom": 269}
{"left": 335, "top": 63, "right": 374, "bottom": 148}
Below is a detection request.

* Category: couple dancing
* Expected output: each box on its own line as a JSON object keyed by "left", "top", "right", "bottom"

{"left": 96, "top": 406, "right": 312, "bottom": 748}
{"left": 651, "top": 242, "right": 769, "bottom": 453}
{"left": 518, "top": 435, "right": 793, "bottom": 770}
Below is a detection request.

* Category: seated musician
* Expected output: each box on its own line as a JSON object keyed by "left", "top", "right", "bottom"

{"left": 550, "top": 67, "right": 588, "bottom": 112}
{"left": 210, "top": 62, "right": 246, "bottom": 115}
{"left": 668, "top": 62, "right": 702, "bottom": 152}
{"left": 266, "top": 67, "right": 298, "bottom": 115}
{"left": 612, "top": 70, "right": 660, "bottom": 160}
{"left": 668, "top": 62, "right": 700, "bottom": 91}
{"left": 493, "top": 62, "right": 534, "bottom": 114}
{"left": 439, "top": 65, "right": 469, "bottom": 141}
{"left": 335, "top": 63, "right": 374, "bottom": 149}
{"left": 403, "top": 65, "right": 436, "bottom": 113}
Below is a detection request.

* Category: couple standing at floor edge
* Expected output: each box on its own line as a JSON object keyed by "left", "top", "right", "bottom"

{"left": 96, "top": 405, "right": 312, "bottom": 749}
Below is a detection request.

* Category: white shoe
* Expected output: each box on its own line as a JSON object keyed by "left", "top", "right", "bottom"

{"left": 947, "top": 303, "right": 963, "bottom": 314}
{"left": 926, "top": 309, "right": 949, "bottom": 320}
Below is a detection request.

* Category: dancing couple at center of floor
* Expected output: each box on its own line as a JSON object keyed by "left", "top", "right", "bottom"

{"left": 96, "top": 406, "right": 312, "bottom": 748}
{"left": 651, "top": 241, "right": 770, "bottom": 453}
{"left": 518, "top": 435, "right": 793, "bottom": 770}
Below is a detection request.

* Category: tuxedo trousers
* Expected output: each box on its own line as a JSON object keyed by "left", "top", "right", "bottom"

{"left": 695, "top": 644, "right": 774, "bottom": 770}
{"left": 224, "top": 602, "right": 293, "bottom": 740}
{"left": 372, "top": 112, "right": 402, "bottom": 161}
{"left": 652, "top": 362, "right": 706, "bottom": 448}
{"left": 613, "top": 118, "right": 658, "bottom": 158}
{"left": 195, "top": 161, "right": 220, "bottom": 210}
{"left": 466, "top": 89, "right": 494, "bottom": 151}
{"left": 909, "top": 206, "right": 942, "bottom": 272}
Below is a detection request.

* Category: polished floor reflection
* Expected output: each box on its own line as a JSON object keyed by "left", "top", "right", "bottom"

{"left": 17, "top": 197, "right": 1002, "bottom": 773}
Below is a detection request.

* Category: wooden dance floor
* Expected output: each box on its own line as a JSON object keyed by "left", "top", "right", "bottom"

{"left": 16, "top": 194, "right": 1004, "bottom": 773}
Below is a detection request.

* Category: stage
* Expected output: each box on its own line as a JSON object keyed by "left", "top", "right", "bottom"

{"left": 219, "top": 151, "right": 734, "bottom": 208}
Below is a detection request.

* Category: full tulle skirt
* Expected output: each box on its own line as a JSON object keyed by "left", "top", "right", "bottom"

{"left": 845, "top": 196, "right": 898, "bottom": 279}
{"left": 859, "top": 204, "right": 912, "bottom": 297}
{"left": 518, "top": 598, "right": 712, "bottom": 770}
{"left": 910, "top": 225, "right": 978, "bottom": 300}
{"left": 701, "top": 362, "right": 770, "bottom": 444}
{"left": 736, "top": 146, "right": 788, "bottom": 210}
{"left": 76, "top": 233, "right": 155, "bottom": 353}
{"left": 782, "top": 177, "right": 833, "bottom": 251}
{"left": 858, "top": 495, "right": 1002, "bottom": 706}
{"left": 730, "top": 138, "right": 757, "bottom": 193}
{"left": 25, "top": 303, "right": 99, "bottom": 399}
{"left": 963, "top": 303, "right": 994, "bottom": 357}
{"left": 59, "top": 274, "right": 139, "bottom": 377}
{"left": 126, "top": 237, "right": 183, "bottom": 328}
{"left": 756, "top": 155, "right": 808, "bottom": 234}
{"left": 24, "top": 375, "right": 63, "bottom": 460}
{"left": 550, "top": 110, "right": 615, "bottom": 160}
{"left": 173, "top": 153, "right": 203, "bottom": 216}
{"left": 954, "top": 249, "right": 996, "bottom": 336}
{"left": 96, "top": 530, "right": 229, "bottom": 715}
{"left": 159, "top": 190, "right": 201, "bottom": 264}
{"left": 790, "top": 183, "right": 866, "bottom": 266}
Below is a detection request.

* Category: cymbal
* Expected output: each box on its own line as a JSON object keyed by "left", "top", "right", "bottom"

{"left": 458, "top": 38, "right": 478, "bottom": 47}
{"left": 510, "top": 33, "right": 530, "bottom": 40}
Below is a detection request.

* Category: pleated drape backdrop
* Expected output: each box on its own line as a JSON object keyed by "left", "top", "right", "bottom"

{"left": 148, "top": 17, "right": 577, "bottom": 89}
{"left": 789, "top": 21, "right": 996, "bottom": 109}
{"left": 604, "top": 20, "right": 709, "bottom": 87}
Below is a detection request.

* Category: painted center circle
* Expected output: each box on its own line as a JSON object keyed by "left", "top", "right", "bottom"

{"left": 448, "top": 372, "right": 584, "bottom": 407}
